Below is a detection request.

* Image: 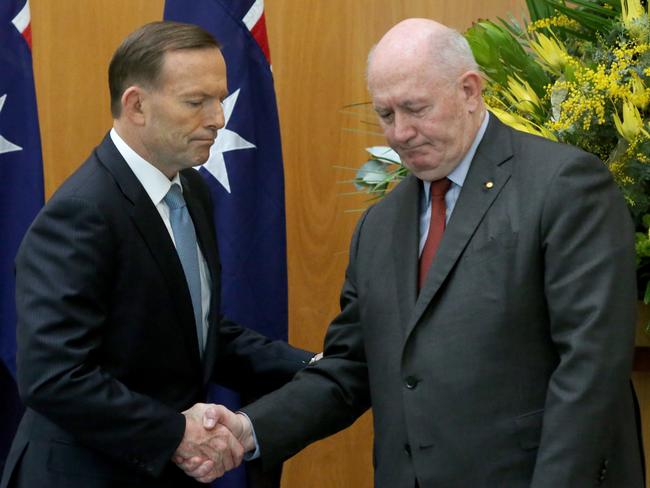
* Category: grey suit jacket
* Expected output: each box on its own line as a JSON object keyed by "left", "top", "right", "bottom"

{"left": 243, "top": 117, "right": 644, "bottom": 487}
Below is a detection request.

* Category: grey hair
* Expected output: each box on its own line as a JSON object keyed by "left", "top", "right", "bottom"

{"left": 432, "top": 27, "right": 479, "bottom": 81}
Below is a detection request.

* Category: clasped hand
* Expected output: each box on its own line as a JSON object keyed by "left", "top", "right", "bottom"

{"left": 173, "top": 403, "right": 254, "bottom": 483}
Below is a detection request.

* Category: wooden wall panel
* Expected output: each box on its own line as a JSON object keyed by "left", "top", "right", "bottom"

{"left": 31, "top": 2, "right": 650, "bottom": 488}
{"left": 31, "top": 0, "right": 164, "bottom": 198}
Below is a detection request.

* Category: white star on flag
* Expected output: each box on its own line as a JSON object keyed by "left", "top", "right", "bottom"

{"left": 202, "top": 88, "right": 255, "bottom": 193}
{"left": 0, "top": 94, "right": 23, "bottom": 155}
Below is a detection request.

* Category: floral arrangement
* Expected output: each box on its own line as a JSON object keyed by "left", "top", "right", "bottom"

{"left": 353, "top": 0, "right": 650, "bottom": 301}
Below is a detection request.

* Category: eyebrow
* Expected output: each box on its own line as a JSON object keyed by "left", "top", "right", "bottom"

{"left": 401, "top": 99, "right": 428, "bottom": 108}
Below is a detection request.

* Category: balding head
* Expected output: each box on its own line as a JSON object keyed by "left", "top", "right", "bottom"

{"left": 367, "top": 18, "right": 478, "bottom": 88}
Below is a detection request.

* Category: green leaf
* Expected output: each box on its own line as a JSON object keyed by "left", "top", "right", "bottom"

{"left": 541, "top": 0, "right": 617, "bottom": 33}
{"left": 355, "top": 159, "right": 388, "bottom": 190}
{"left": 465, "top": 20, "right": 549, "bottom": 95}
{"left": 525, "top": 0, "right": 557, "bottom": 22}
{"left": 497, "top": 15, "right": 527, "bottom": 39}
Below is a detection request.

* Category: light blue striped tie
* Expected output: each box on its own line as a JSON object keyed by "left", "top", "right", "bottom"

{"left": 164, "top": 184, "right": 204, "bottom": 355}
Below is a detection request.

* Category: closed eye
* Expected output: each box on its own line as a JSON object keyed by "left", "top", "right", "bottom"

{"left": 408, "top": 106, "right": 428, "bottom": 116}
{"left": 376, "top": 111, "right": 394, "bottom": 123}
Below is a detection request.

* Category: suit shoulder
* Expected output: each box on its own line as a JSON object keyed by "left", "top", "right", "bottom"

{"left": 508, "top": 126, "right": 602, "bottom": 172}
{"left": 36, "top": 147, "right": 132, "bottom": 239}
{"left": 49, "top": 151, "right": 116, "bottom": 205}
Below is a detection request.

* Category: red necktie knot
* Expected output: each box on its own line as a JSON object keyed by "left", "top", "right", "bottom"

{"left": 430, "top": 177, "right": 451, "bottom": 197}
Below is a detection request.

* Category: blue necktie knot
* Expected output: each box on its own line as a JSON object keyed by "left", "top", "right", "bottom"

{"left": 163, "top": 183, "right": 187, "bottom": 210}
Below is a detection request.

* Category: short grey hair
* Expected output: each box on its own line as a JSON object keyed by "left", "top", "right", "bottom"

{"left": 431, "top": 27, "right": 479, "bottom": 80}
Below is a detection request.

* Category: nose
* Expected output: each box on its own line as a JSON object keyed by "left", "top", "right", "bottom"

{"left": 391, "top": 112, "right": 416, "bottom": 144}
{"left": 205, "top": 100, "right": 225, "bottom": 132}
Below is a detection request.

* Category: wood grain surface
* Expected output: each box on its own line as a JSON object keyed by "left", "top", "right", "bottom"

{"left": 30, "top": 1, "right": 650, "bottom": 487}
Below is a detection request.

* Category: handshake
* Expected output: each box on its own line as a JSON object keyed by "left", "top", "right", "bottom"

{"left": 173, "top": 403, "right": 255, "bottom": 483}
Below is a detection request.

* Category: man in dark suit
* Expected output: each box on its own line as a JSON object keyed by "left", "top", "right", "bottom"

{"left": 0, "top": 21, "right": 313, "bottom": 488}
{"left": 189, "top": 18, "right": 645, "bottom": 487}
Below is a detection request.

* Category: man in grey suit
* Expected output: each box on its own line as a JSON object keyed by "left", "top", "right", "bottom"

{"left": 184, "top": 18, "right": 645, "bottom": 487}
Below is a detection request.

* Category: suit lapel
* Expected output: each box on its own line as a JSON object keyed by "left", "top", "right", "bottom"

{"left": 406, "top": 117, "right": 514, "bottom": 337}
{"left": 95, "top": 136, "right": 202, "bottom": 367}
{"left": 391, "top": 175, "right": 421, "bottom": 329}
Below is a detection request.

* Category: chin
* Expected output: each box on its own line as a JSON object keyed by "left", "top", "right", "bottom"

{"left": 193, "top": 152, "right": 211, "bottom": 165}
{"left": 405, "top": 160, "right": 438, "bottom": 175}
{"left": 405, "top": 163, "right": 446, "bottom": 182}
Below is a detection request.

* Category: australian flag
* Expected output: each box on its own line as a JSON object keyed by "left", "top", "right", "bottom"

{"left": 164, "top": 1, "right": 288, "bottom": 486}
{"left": 0, "top": 0, "right": 44, "bottom": 470}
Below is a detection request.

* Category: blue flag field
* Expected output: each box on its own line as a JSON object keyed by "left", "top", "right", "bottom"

{"left": 0, "top": 0, "right": 44, "bottom": 471}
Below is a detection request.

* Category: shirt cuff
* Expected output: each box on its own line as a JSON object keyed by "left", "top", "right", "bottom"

{"left": 236, "top": 411, "right": 261, "bottom": 460}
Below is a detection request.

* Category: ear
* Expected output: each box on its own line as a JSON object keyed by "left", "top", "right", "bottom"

{"left": 120, "top": 86, "right": 147, "bottom": 126}
{"left": 458, "top": 71, "right": 483, "bottom": 113}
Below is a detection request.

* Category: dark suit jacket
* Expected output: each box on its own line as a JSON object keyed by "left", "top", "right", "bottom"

{"left": 242, "top": 117, "right": 644, "bottom": 487}
{"left": 0, "top": 134, "right": 312, "bottom": 488}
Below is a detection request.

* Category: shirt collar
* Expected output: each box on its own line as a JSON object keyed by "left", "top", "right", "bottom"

{"left": 110, "top": 128, "right": 181, "bottom": 205}
{"left": 422, "top": 110, "right": 490, "bottom": 198}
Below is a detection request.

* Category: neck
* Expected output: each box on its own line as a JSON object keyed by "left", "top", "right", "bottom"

{"left": 112, "top": 121, "right": 177, "bottom": 180}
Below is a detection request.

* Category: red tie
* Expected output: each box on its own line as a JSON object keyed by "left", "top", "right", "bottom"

{"left": 418, "top": 178, "right": 451, "bottom": 290}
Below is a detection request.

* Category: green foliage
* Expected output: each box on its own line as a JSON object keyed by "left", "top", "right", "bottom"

{"left": 465, "top": 21, "right": 550, "bottom": 95}
{"left": 353, "top": 0, "right": 650, "bottom": 297}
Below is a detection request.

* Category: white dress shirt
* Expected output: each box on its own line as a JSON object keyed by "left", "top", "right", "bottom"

{"left": 110, "top": 128, "right": 211, "bottom": 350}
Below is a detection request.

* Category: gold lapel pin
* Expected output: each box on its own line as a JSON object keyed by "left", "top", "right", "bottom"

{"left": 484, "top": 181, "right": 494, "bottom": 189}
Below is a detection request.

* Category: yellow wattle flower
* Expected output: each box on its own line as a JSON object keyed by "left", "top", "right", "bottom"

{"left": 613, "top": 99, "right": 650, "bottom": 141}
{"left": 529, "top": 33, "right": 568, "bottom": 73}
{"left": 621, "top": 0, "right": 645, "bottom": 29}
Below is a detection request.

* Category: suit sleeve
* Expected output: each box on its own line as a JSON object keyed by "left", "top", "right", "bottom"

{"left": 213, "top": 320, "right": 314, "bottom": 396}
{"left": 240, "top": 210, "right": 373, "bottom": 469}
{"left": 531, "top": 152, "right": 637, "bottom": 485}
{"left": 15, "top": 196, "right": 185, "bottom": 477}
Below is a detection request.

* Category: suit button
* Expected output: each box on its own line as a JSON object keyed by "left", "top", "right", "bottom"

{"left": 405, "top": 376, "right": 419, "bottom": 389}
{"left": 404, "top": 443, "right": 412, "bottom": 456}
